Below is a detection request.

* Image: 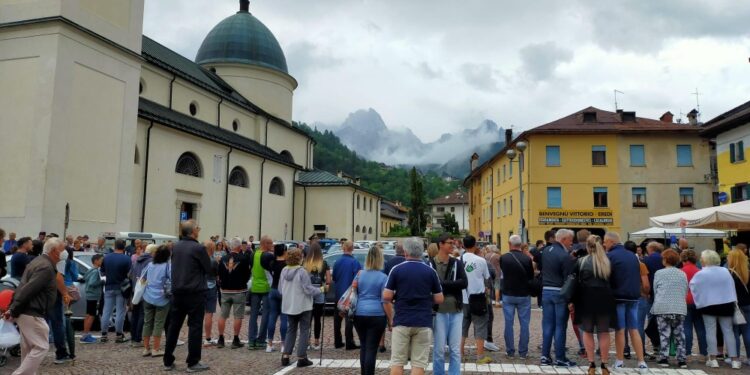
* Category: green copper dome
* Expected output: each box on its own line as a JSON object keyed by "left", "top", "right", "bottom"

{"left": 195, "top": 7, "right": 288, "bottom": 74}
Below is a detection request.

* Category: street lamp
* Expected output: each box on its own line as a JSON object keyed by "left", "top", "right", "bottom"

{"left": 506, "top": 141, "right": 527, "bottom": 244}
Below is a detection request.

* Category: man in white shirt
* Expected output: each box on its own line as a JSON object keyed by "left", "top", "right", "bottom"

{"left": 459, "top": 235, "right": 492, "bottom": 364}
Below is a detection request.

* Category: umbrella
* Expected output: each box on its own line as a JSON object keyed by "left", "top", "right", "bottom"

{"left": 629, "top": 227, "right": 726, "bottom": 239}
{"left": 649, "top": 200, "right": 750, "bottom": 231}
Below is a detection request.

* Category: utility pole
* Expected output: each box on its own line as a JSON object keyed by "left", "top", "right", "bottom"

{"left": 614, "top": 89, "right": 624, "bottom": 111}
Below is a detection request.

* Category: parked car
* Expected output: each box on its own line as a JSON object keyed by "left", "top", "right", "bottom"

{"left": 99, "top": 232, "right": 177, "bottom": 252}
{"left": 322, "top": 249, "right": 396, "bottom": 308}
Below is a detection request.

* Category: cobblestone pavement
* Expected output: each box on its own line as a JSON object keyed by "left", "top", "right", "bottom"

{"left": 5, "top": 307, "right": 747, "bottom": 374}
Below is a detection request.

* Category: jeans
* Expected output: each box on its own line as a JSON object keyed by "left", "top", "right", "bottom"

{"left": 130, "top": 302, "right": 144, "bottom": 342}
{"left": 101, "top": 289, "right": 127, "bottom": 335}
{"left": 354, "top": 315, "right": 387, "bottom": 375}
{"left": 542, "top": 289, "right": 568, "bottom": 360}
{"left": 284, "top": 310, "right": 312, "bottom": 358}
{"left": 248, "top": 292, "right": 269, "bottom": 344}
{"left": 266, "top": 288, "right": 287, "bottom": 343}
{"left": 636, "top": 297, "right": 651, "bottom": 348}
{"left": 733, "top": 305, "right": 750, "bottom": 358}
{"left": 503, "top": 295, "right": 531, "bottom": 357}
{"left": 163, "top": 292, "right": 205, "bottom": 367}
{"left": 684, "top": 303, "right": 707, "bottom": 356}
{"left": 703, "top": 314, "right": 736, "bottom": 357}
{"left": 334, "top": 309, "right": 355, "bottom": 346}
{"left": 47, "top": 295, "right": 69, "bottom": 359}
{"left": 433, "top": 312, "right": 462, "bottom": 375}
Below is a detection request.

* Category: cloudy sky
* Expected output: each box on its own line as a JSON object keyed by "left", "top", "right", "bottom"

{"left": 144, "top": 0, "right": 750, "bottom": 142}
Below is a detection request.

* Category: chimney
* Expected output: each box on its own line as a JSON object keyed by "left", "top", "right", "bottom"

{"left": 659, "top": 111, "right": 673, "bottom": 123}
{"left": 687, "top": 109, "right": 699, "bottom": 126}
{"left": 470, "top": 153, "right": 479, "bottom": 171}
{"left": 336, "top": 170, "right": 343, "bottom": 178}
{"left": 620, "top": 111, "right": 636, "bottom": 122}
{"left": 504, "top": 129, "right": 512, "bottom": 145}
{"left": 354, "top": 177, "right": 361, "bottom": 186}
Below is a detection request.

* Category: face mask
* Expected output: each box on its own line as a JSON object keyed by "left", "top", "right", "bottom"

{"left": 59, "top": 249, "right": 69, "bottom": 262}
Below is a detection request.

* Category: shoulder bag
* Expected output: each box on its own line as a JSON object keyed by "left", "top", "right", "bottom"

{"left": 731, "top": 270, "right": 748, "bottom": 325}
{"left": 560, "top": 258, "right": 582, "bottom": 302}
{"left": 131, "top": 265, "right": 149, "bottom": 305}
{"left": 510, "top": 252, "right": 541, "bottom": 297}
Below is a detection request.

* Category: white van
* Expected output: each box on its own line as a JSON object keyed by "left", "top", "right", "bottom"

{"left": 100, "top": 231, "right": 177, "bottom": 252}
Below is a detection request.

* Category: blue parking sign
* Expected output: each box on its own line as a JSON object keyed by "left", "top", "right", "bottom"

{"left": 180, "top": 211, "right": 188, "bottom": 221}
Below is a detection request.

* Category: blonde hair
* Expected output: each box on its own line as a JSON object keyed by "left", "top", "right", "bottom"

{"left": 365, "top": 245, "right": 384, "bottom": 270}
{"left": 427, "top": 243, "right": 438, "bottom": 258}
{"left": 303, "top": 242, "right": 324, "bottom": 273}
{"left": 728, "top": 249, "right": 749, "bottom": 285}
{"left": 585, "top": 235, "right": 611, "bottom": 280}
{"left": 145, "top": 244, "right": 158, "bottom": 255}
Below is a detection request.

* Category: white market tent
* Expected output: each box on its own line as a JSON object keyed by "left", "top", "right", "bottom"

{"left": 649, "top": 200, "right": 750, "bottom": 231}
{"left": 629, "top": 227, "right": 726, "bottom": 239}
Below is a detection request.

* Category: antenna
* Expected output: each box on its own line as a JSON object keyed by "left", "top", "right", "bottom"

{"left": 614, "top": 90, "right": 624, "bottom": 111}
{"left": 691, "top": 88, "right": 701, "bottom": 122}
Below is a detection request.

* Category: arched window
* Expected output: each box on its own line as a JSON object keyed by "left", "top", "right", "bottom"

{"left": 368, "top": 227, "right": 373, "bottom": 235}
{"left": 363, "top": 226, "right": 368, "bottom": 233}
{"left": 355, "top": 225, "right": 360, "bottom": 233}
{"left": 269, "top": 177, "right": 285, "bottom": 196}
{"left": 134, "top": 146, "right": 140, "bottom": 165}
{"left": 280, "top": 150, "right": 294, "bottom": 163}
{"left": 175, "top": 152, "right": 202, "bottom": 177}
{"left": 228, "top": 166, "right": 248, "bottom": 188}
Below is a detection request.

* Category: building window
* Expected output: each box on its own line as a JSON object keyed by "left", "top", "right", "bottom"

{"left": 357, "top": 195, "right": 360, "bottom": 209}
{"left": 593, "top": 187, "right": 608, "bottom": 207}
{"left": 232, "top": 119, "right": 240, "bottom": 132}
{"left": 592, "top": 145, "right": 607, "bottom": 166}
{"left": 228, "top": 167, "right": 248, "bottom": 188}
{"left": 730, "top": 141, "right": 745, "bottom": 163}
{"left": 546, "top": 146, "right": 560, "bottom": 166}
{"left": 503, "top": 199, "right": 507, "bottom": 216}
{"left": 502, "top": 165, "right": 506, "bottom": 181}
{"left": 632, "top": 187, "right": 647, "bottom": 207}
{"left": 362, "top": 226, "right": 367, "bottom": 233}
{"left": 175, "top": 152, "right": 202, "bottom": 177}
{"left": 437, "top": 207, "right": 445, "bottom": 213}
{"left": 509, "top": 161, "right": 513, "bottom": 178}
{"left": 676, "top": 145, "right": 693, "bottom": 166}
{"left": 496, "top": 169, "right": 500, "bottom": 185}
{"left": 496, "top": 201, "right": 501, "bottom": 217}
{"left": 679, "top": 187, "right": 694, "bottom": 208}
{"left": 269, "top": 177, "right": 285, "bottom": 196}
{"left": 547, "top": 187, "right": 562, "bottom": 208}
{"left": 450, "top": 207, "right": 455, "bottom": 212}
{"left": 368, "top": 227, "right": 373, "bottom": 234}
{"left": 370, "top": 198, "right": 373, "bottom": 212}
{"left": 134, "top": 146, "right": 140, "bottom": 165}
{"left": 189, "top": 101, "right": 199, "bottom": 116}
{"left": 630, "top": 145, "right": 645, "bottom": 166}
{"left": 730, "top": 184, "right": 750, "bottom": 202}
{"left": 356, "top": 225, "right": 360, "bottom": 233}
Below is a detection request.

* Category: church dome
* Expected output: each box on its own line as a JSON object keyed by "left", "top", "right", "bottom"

{"left": 195, "top": 1, "right": 288, "bottom": 74}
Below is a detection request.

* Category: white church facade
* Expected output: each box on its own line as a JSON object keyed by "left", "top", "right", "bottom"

{"left": 0, "top": 0, "right": 379, "bottom": 241}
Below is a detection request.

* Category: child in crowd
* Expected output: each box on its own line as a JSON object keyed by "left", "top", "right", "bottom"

{"left": 80, "top": 254, "right": 104, "bottom": 344}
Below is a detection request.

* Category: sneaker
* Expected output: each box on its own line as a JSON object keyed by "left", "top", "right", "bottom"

{"left": 556, "top": 359, "right": 577, "bottom": 367}
{"left": 266, "top": 344, "right": 275, "bottom": 353}
{"left": 230, "top": 337, "right": 243, "bottom": 349}
{"left": 731, "top": 361, "right": 741, "bottom": 369}
{"left": 297, "top": 358, "right": 313, "bottom": 368}
{"left": 678, "top": 361, "right": 687, "bottom": 369}
{"left": 99, "top": 334, "right": 108, "bottom": 343}
{"left": 613, "top": 361, "right": 625, "bottom": 372}
{"left": 705, "top": 359, "right": 719, "bottom": 368}
{"left": 163, "top": 364, "right": 175, "bottom": 371}
{"left": 142, "top": 348, "right": 152, "bottom": 357}
{"left": 176, "top": 339, "right": 185, "bottom": 346}
{"left": 216, "top": 336, "right": 225, "bottom": 349}
{"left": 152, "top": 349, "right": 164, "bottom": 357}
{"left": 186, "top": 362, "right": 210, "bottom": 373}
{"left": 247, "top": 340, "right": 259, "bottom": 350}
{"left": 477, "top": 356, "right": 493, "bottom": 365}
{"left": 54, "top": 356, "right": 72, "bottom": 364}
{"left": 79, "top": 334, "right": 97, "bottom": 344}
{"left": 540, "top": 356, "right": 553, "bottom": 366}
{"left": 345, "top": 344, "right": 360, "bottom": 350}
{"left": 281, "top": 356, "right": 290, "bottom": 366}
{"left": 115, "top": 334, "right": 129, "bottom": 344}
{"left": 485, "top": 342, "right": 500, "bottom": 352}
{"left": 637, "top": 362, "right": 649, "bottom": 374}
{"left": 725, "top": 357, "right": 733, "bottom": 364}
{"left": 203, "top": 338, "right": 213, "bottom": 347}
{"left": 657, "top": 359, "right": 669, "bottom": 367}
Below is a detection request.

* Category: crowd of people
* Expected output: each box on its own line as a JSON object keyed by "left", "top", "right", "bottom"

{"left": 0, "top": 225, "right": 749, "bottom": 375}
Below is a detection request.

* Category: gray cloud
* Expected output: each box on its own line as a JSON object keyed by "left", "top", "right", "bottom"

{"left": 286, "top": 41, "right": 343, "bottom": 84}
{"left": 519, "top": 42, "right": 574, "bottom": 82}
{"left": 460, "top": 63, "right": 498, "bottom": 92}
{"left": 416, "top": 62, "right": 442, "bottom": 79}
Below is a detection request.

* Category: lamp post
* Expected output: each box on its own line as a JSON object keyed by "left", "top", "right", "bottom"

{"left": 506, "top": 141, "right": 527, "bottom": 244}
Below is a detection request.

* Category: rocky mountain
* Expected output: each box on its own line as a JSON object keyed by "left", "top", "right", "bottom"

{"left": 328, "top": 108, "right": 506, "bottom": 178}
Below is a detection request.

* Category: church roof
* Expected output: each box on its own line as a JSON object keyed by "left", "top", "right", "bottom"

{"left": 141, "top": 36, "right": 308, "bottom": 139}
{"left": 297, "top": 170, "right": 382, "bottom": 198}
{"left": 138, "top": 98, "right": 300, "bottom": 169}
{"left": 195, "top": 6, "right": 288, "bottom": 74}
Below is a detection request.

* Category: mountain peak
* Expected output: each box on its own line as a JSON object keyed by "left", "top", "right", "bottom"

{"left": 341, "top": 108, "right": 387, "bottom": 133}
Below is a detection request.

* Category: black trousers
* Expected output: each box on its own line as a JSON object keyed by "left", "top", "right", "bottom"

{"left": 163, "top": 292, "right": 205, "bottom": 367}
{"left": 334, "top": 312, "right": 355, "bottom": 347}
{"left": 353, "top": 316, "right": 387, "bottom": 375}
{"left": 312, "top": 303, "right": 325, "bottom": 340}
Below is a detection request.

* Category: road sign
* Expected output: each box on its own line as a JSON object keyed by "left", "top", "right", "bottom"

{"left": 718, "top": 192, "right": 728, "bottom": 203}
{"left": 180, "top": 211, "right": 188, "bottom": 221}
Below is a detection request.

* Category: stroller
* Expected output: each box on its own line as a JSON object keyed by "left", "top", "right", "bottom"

{"left": 0, "top": 279, "right": 22, "bottom": 367}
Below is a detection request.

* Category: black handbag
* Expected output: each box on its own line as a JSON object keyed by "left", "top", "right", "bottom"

{"left": 560, "top": 259, "right": 581, "bottom": 302}
{"left": 509, "top": 252, "right": 542, "bottom": 297}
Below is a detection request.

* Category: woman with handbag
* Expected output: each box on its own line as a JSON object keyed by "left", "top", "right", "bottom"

{"left": 573, "top": 235, "right": 616, "bottom": 375}
{"left": 651, "top": 249, "right": 688, "bottom": 368}
{"left": 728, "top": 249, "right": 750, "bottom": 365}
{"left": 141, "top": 245, "right": 172, "bottom": 357}
{"left": 352, "top": 245, "right": 389, "bottom": 375}
{"left": 690, "top": 250, "right": 740, "bottom": 369}
{"left": 280, "top": 248, "right": 324, "bottom": 368}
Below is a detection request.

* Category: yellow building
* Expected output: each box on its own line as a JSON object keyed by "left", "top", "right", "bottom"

{"left": 701, "top": 100, "right": 750, "bottom": 204}
{"left": 465, "top": 107, "right": 713, "bottom": 251}
{"left": 380, "top": 200, "right": 408, "bottom": 237}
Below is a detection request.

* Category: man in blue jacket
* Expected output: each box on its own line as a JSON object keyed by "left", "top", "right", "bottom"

{"left": 539, "top": 229, "right": 576, "bottom": 367}
{"left": 332, "top": 240, "right": 362, "bottom": 349}
{"left": 605, "top": 232, "right": 648, "bottom": 374}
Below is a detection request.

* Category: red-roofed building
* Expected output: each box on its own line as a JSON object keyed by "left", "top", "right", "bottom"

{"left": 428, "top": 189, "right": 469, "bottom": 231}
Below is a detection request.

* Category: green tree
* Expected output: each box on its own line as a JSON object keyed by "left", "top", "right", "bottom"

{"left": 408, "top": 167, "right": 428, "bottom": 235}
{"left": 386, "top": 225, "right": 411, "bottom": 237}
{"left": 441, "top": 212, "right": 460, "bottom": 235}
